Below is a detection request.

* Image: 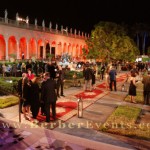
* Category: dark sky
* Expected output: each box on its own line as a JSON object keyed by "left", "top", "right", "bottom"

{"left": 1, "top": 0, "right": 150, "bottom": 33}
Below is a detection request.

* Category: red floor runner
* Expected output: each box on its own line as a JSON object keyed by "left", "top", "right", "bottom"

{"left": 36, "top": 101, "right": 77, "bottom": 122}
{"left": 75, "top": 89, "right": 103, "bottom": 99}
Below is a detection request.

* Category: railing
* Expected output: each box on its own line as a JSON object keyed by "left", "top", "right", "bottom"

{"left": 0, "top": 17, "right": 87, "bottom": 39}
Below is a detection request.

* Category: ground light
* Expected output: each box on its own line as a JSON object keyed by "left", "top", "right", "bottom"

{"left": 77, "top": 96, "right": 83, "bottom": 118}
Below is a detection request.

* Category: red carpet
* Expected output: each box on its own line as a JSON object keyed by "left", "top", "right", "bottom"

{"left": 36, "top": 101, "right": 77, "bottom": 122}
{"left": 56, "top": 101, "right": 77, "bottom": 118}
{"left": 75, "top": 89, "right": 103, "bottom": 99}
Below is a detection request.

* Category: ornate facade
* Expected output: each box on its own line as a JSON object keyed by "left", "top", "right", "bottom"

{"left": 0, "top": 13, "right": 87, "bottom": 60}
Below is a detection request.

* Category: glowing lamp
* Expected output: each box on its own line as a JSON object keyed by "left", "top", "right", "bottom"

{"left": 77, "top": 96, "right": 83, "bottom": 118}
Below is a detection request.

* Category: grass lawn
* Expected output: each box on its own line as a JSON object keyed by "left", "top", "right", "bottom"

{"left": 0, "top": 95, "right": 19, "bottom": 109}
{"left": 100, "top": 105, "right": 150, "bottom": 140}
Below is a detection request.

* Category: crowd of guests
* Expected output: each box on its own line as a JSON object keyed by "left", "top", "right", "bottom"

{"left": 128, "top": 64, "right": 150, "bottom": 105}
{"left": 82, "top": 62, "right": 150, "bottom": 106}
{"left": 1, "top": 60, "right": 150, "bottom": 123}
{"left": 17, "top": 61, "right": 66, "bottom": 122}
{"left": 83, "top": 63, "right": 117, "bottom": 92}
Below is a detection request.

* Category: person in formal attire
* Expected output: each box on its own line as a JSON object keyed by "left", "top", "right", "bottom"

{"left": 41, "top": 72, "right": 57, "bottom": 122}
{"left": 128, "top": 72, "right": 137, "bottom": 103}
{"left": 142, "top": 71, "right": 150, "bottom": 105}
{"left": 100, "top": 64, "right": 105, "bottom": 81}
{"left": 91, "top": 66, "right": 96, "bottom": 90}
{"left": 22, "top": 52, "right": 24, "bottom": 60}
{"left": 21, "top": 62, "right": 26, "bottom": 73}
{"left": 56, "top": 65, "right": 66, "bottom": 97}
{"left": 18, "top": 73, "right": 31, "bottom": 120}
{"left": 48, "top": 62, "right": 57, "bottom": 80}
{"left": 109, "top": 65, "right": 117, "bottom": 91}
{"left": 83, "top": 64, "right": 93, "bottom": 91}
{"left": 30, "top": 77, "right": 40, "bottom": 119}
{"left": 26, "top": 60, "right": 32, "bottom": 71}
{"left": 26, "top": 68, "right": 35, "bottom": 80}
{"left": 40, "top": 73, "right": 47, "bottom": 116}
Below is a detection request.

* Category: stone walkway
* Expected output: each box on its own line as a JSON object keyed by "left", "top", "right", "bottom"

{"left": 0, "top": 71, "right": 149, "bottom": 150}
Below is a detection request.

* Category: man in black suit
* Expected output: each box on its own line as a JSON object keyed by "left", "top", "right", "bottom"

{"left": 56, "top": 65, "right": 66, "bottom": 97}
{"left": 41, "top": 72, "right": 57, "bottom": 122}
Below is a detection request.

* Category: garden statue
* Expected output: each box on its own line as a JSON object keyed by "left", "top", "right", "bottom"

{"left": 56, "top": 23, "right": 58, "bottom": 30}
{"left": 16, "top": 12, "right": 19, "bottom": 21}
{"left": 74, "top": 29, "right": 77, "bottom": 35}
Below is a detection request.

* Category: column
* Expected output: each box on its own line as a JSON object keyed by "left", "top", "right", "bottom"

{"left": 43, "top": 41, "right": 46, "bottom": 59}
{"left": 26, "top": 40, "right": 29, "bottom": 59}
{"left": 16, "top": 40, "right": 20, "bottom": 59}
{"left": 4, "top": 36, "right": 9, "bottom": 60}
{"left": 35, "top": 40, "right": 38, "bottom": 59}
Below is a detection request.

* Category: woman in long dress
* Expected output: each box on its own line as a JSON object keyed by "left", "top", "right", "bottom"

{"left": 128, "top": 72, "right": 137, "bottom": 103}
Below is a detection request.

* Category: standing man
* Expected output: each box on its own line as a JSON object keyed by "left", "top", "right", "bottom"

{"left": 41, "top": 72, "right": 57, "bottom": 122}
{"left": 18, "top": 73, "right": 31, "bottom": 120}
{"left": 100, "top": 64, "right": 105, "bottom": 81}
{"left": 109, "top": 65, "right": 117, "bottom": 91}
{"left": 56, "top": 65, "right": 66, "bottom": 97}
{"left": 83, "top": 64, "right": 93, "bottom": 91}
{"left": 142, "top": 71, "right": 150, "bottom": 105}
{"left": 22, "top": 52, "right": 24, "bottom": 60}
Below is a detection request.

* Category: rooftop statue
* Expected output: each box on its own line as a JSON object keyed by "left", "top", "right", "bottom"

{"left": 35, "top": 18, "right": 37, "bottom": 26}
{"left": 4, "top": 9, "right": 8, "bottom": 19}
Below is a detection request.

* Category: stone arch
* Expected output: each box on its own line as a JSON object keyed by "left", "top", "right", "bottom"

{"left": 29, "top": 38, "right": 37, "bottom": 59}
{"left": 37, "top": 39, "right": 43, "bottom": 59}
{"left": 8, "top": 36, "right": 17, "bottom": 59}
{"left": 45, "top": 40, "right": 51, "bottom": 59}
{"left": 19, "top": 37, "right": 27, "bottom": 59}
{"left": 51, "top": 41, "right": 56, "bottom": 58}
{"left": 0, "top": 35, "right": 6, "bottom": 60}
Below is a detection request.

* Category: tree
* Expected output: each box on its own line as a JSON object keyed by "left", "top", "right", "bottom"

{"left": 83, "top": 21, "right": 139, "bottom": 62}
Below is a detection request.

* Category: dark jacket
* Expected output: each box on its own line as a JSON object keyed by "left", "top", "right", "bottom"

{"left": 17, "top": 78, "right": 29, "bottom": 99}
{"left": 83, "top": 67, "right": 92, "bottom": 80}
{"left": 109, "top": 68, "right": 117, "bottom": 80}
{"left": 142, "top": 75, "right": 150, "bottom": 91}
{"left": 41, "top": 78, "right": 57, "bottom": 103}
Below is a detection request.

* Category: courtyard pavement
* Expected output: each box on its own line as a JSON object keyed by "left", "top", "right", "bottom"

{"left": 0, "top": 71, "right": 150, "bottom": 150}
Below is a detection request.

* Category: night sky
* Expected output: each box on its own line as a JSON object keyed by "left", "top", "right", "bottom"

{"left": 1, "top": 0, "right": 150, "bottom": 34}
